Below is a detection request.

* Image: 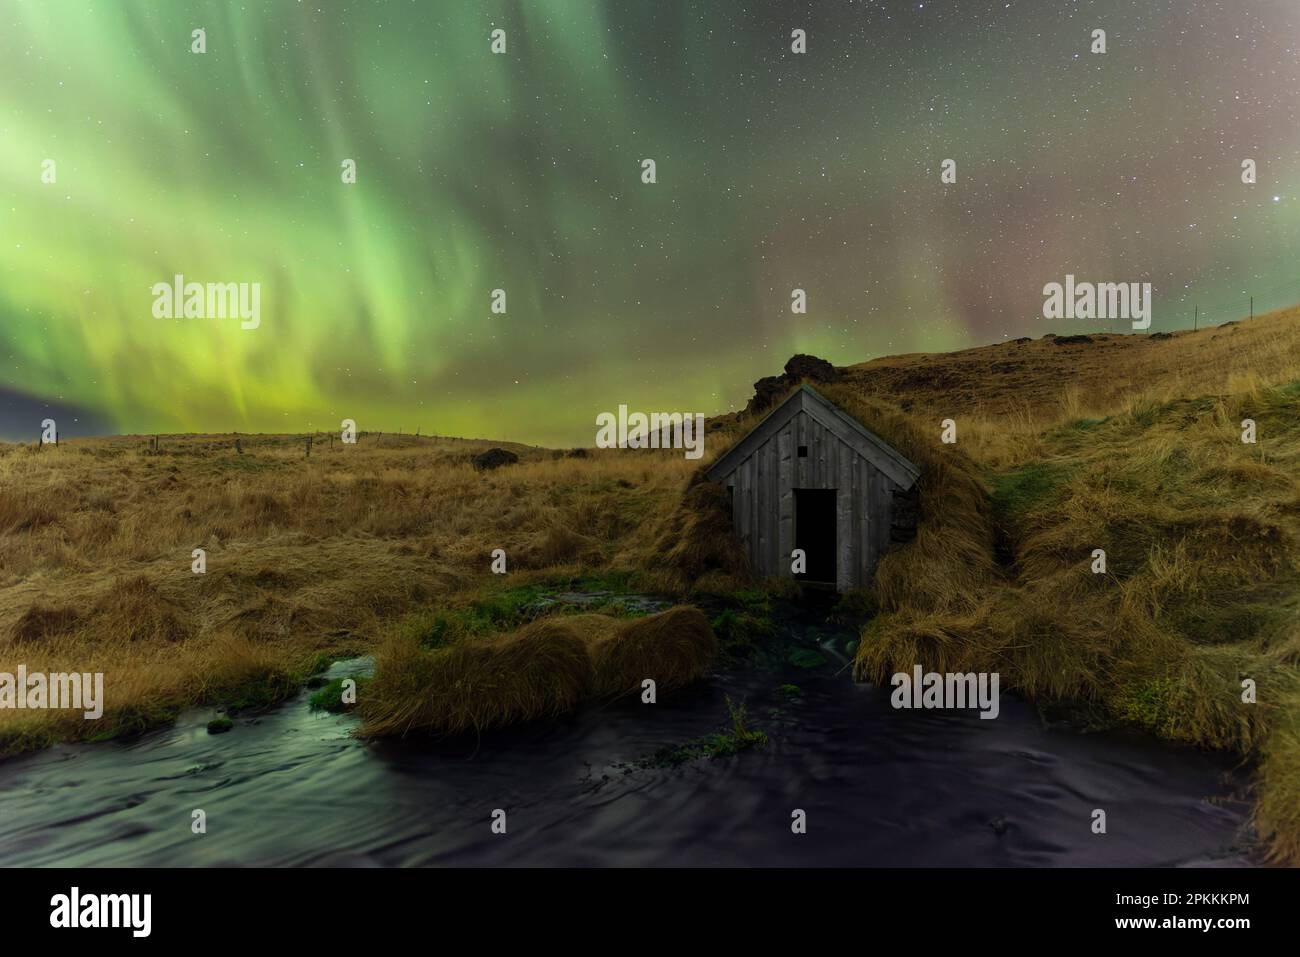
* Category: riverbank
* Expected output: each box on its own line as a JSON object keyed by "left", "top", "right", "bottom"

{"left": 0, "top": 644, "right": 1253, "bottom": 867}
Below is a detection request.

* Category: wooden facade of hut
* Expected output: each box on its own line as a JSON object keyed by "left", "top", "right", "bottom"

{"left": 704, "top": 386, "right": 920, "bottom": 591}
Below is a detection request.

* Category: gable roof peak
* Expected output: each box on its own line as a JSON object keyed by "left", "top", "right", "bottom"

{"left": 705, "top": 384, "right": 920, "bottom": 489}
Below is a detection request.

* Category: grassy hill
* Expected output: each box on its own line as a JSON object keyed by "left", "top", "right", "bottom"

{"left": 2, "top": 308, "right": 1298, "bottom": 862}
{"left": 713, "top": 310, "right": 1300, "bottom": 862}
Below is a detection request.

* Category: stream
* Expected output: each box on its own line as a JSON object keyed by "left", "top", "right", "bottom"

{"left": 0, "top": 637, "right": 1254, "bottom": 867}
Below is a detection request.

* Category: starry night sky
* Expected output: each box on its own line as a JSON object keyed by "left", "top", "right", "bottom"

{"left": 3, "top": 0, "right": 1300, "bottom": 444}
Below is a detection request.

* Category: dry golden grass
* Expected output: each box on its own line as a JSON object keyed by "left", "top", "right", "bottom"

{"left": 837, "top": 306, "right": 1300, "bottom": 469}
{"left": 0, "top": 433, "right": 703, "bottom": 750}
{"left": 585, "top": 606, "right": 717, "bottom": 698}
{"left": 359, "top": 616, "right": 595, "bottom": 737}
{"left": 358, "top": 606, "right": 716, "bottom": 736}
{"left": 0, "top": 630, "right": 303, "bottom": 753}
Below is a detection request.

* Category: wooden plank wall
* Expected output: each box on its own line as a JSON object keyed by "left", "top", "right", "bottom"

{"left": 724, "top": 409, "right": 902, "bottom": 590}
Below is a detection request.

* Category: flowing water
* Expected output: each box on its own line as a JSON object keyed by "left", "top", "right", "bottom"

{"left": 0, "top": 645, "right": 1254, "bottom": 867}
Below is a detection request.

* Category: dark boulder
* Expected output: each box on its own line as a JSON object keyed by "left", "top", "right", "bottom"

{"left": 745, "top": 354, "right": 842, "bottom": 416}
{"left": 747, "top": 374, "right": 790, "bottom": 414}
{"left": 783, "top": 353, "right": 839, "bottom": 382}
{"left": 1053, "top": 334, "right": 1094, "bottom": 345}
{"left": 472, "top": 448, "right": 519, "bottom": 471}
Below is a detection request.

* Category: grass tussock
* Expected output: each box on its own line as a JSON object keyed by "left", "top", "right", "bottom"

{"left": 360, "top": 618, "right": 593, "bottom": 736}
{"left": 636, "top": 473, "right": 751, "bottom": 596}
{"left": 585, "top": 606, "right": 717, "bottom": 698}
{"left": 360, "top": 606, "right": 716, "bottom": 737}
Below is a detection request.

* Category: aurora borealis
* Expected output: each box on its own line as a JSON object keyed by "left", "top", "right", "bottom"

{"left": 3, "top": 0, "right": 1300, "bottom": 445}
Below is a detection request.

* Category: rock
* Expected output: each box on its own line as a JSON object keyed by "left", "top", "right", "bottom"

{"left": 747, "top": 374, "right": 790, "bottom": 415}
{"left": 1012, "top": 336, "right": 1032, "bottom": 344}
{"left": 1149, "top": 331, "right": 1172, "bottom": 340}
{"left": 207, "top": 716, "right": 233, "bottom": 735}
{"left": 783, "top": 353, "right": 839, "bottom": 382}
{"left": 565, "top": 447, "right": 589, "bottom": 458}
{"left": 745, "top": 354, "right": 841, "bottom": 415}
{"left": 472, "top": 448, "right": 519, "bottom": 471}
{"left": 1053, "top": 334, "right": 1094, "bottom": 345}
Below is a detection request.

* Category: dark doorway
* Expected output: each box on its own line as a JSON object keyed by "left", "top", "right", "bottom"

{"left": 794, "top": 488, "right": 837, "bottom": 585}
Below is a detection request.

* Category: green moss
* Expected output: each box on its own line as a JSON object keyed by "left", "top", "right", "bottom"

{"left": 215, "top": 670, "right": 300, "bottom": 714}
{"left": 565, "top": 570, "right": 636, "bottom": 594}
{"left": 1111, "top": 676, "right": 1186, "bottom": 737}
{"left": 305, "top": 676, "right": 364, "bottom": 712}
{"left": 989, "top": 462, "right": 1075, "bottom": 525}
{"left": 619, "top": 697, "right": 767, "bottom": 770}
{"left": 710, "top": 607, "right": 779, "bottom": 666}
{"left": 733, "top": 587, "right": 774, "bottom": 616}
{"left": 308, "top": 676, "right": 368, "bottom": 713}
{"left": 206, "top": 716, "right": 233, "bottom": 734}
{"left": 469, "top": 584, "right": 548, "bottom": 628}
{"left": 788, "top": 648, "right": 827, "bottom": 669}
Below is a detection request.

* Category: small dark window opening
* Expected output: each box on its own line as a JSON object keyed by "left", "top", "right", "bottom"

{"left": 797, "top": 445, "right": 809, "bottom": 458}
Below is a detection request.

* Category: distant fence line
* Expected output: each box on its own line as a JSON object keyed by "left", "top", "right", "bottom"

{"left": 1162, "top": 275, "right": 1300, "bottom": 332}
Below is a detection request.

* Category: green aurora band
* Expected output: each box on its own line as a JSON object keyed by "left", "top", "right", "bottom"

{"left": 3, "top": 1, "right": 1300, "bottom": 444}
